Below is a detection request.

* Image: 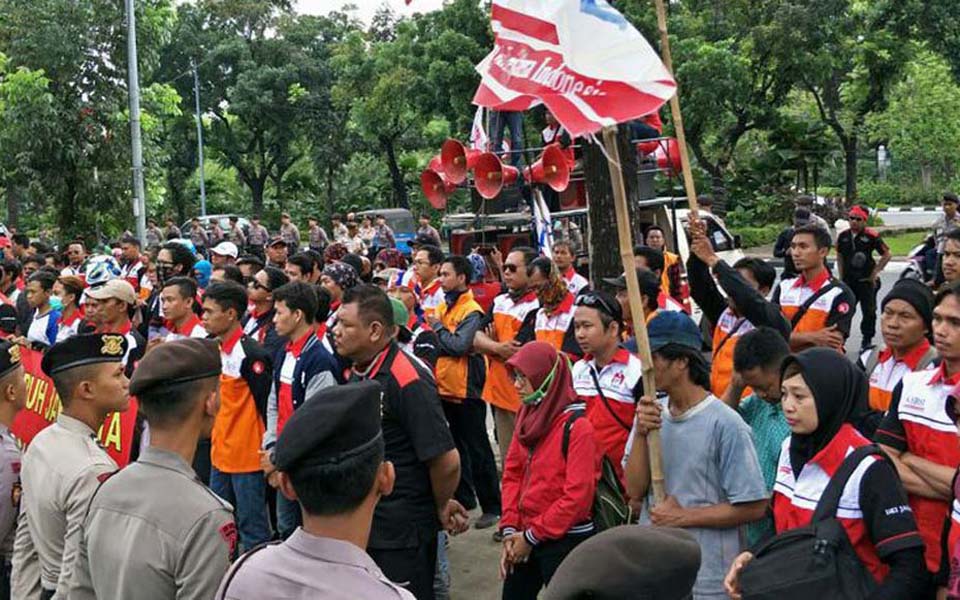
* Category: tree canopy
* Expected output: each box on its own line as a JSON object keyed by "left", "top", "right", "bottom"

{"left": 0, "top": 0, "right": 958, "bottom": 240}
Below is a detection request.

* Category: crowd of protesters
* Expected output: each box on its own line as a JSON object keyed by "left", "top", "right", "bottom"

{"left": 1, "top": 194, "right": 960, "bottom": 599}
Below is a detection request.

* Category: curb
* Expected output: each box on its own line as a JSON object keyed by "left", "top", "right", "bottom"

{"left": 882, "top": 207, "right": 939, "bottom": 213}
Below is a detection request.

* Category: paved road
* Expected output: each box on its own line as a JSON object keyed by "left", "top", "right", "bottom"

{"left": 841, "top": 263, "right": 907, "bottom": 359}
{"left": 877, "top": 209, "right": 939, "bottom": 228}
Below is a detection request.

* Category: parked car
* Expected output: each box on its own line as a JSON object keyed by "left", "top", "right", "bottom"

{"left": 356, "top": 208, "right": 418, "bottom": 255}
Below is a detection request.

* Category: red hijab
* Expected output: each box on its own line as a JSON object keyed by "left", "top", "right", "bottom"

{"left": 506, "top": 342, "right": 577, "bottom": 448}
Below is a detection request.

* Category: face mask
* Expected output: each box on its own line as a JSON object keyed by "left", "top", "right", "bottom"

{"left": 157, "top": 266, "right": 174, "bottom": 287}
{"left": 50, "top": 296, "right": 64, "bottom": 311}
{"left": 521, "top": 356, "right": 562, "bottom": 406}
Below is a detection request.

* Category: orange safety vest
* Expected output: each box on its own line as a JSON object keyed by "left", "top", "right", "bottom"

{"left": 481, "top": 291, "right": 539, "bottom": 412}
{"left": 435, "top": 290, "right": 485, "bottom": 400}
{"left": 710, "top": 307, "right": 755, "bottom": 400}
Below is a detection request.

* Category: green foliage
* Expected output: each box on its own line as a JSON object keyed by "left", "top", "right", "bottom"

{"left": 731, "top": 224, "right": 783, "bottom": 249}
{"left": 0, "top": 0, "right": 959, "bottom": 240}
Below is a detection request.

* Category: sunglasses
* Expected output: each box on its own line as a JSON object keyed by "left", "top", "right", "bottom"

{"left": 848, "top": 216, "right": 864, "bottom": 222}
{"left": 575, "top": 292, "right": 619, "bottom": 318}
{"left": 248, "top": 280, "right": 271, "bottom": 292}
{"left": 504, "top": 264, "right": 520, "bottom": 273}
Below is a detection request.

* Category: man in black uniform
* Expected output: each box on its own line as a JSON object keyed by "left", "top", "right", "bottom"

{"left": 333, "top": 284, "right": 467, "bottom": 600}
{"left": 836, "top": 205, "right": 891, "bottom": 352}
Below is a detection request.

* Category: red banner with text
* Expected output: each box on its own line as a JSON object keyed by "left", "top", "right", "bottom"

{"left": 10, "top": 348, "right": 137, "bottom": 467}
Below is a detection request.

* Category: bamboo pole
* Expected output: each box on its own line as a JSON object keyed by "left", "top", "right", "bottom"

{"left": 601, "top": 126, "right": 665, "bottom": 505}
{"left": 654, "top": 0, "right": 700, "bottom": 218}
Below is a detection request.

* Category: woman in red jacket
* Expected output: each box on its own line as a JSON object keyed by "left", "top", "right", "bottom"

{"left": 499, "top": 341, "right": 600, "bottom": 599}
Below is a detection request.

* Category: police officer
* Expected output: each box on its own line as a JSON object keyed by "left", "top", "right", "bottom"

{"left": 67, "top": 338, "right": 236, "bottom": 599}
{"left": 544, "top": 526, "right": 701, "bottom": 600}
{"left": 11, "top": 333, "right": 130, "bottom": 600}
{"left": 217, "top": 380, "right": 414, "bottom": 599}
{"left": 0, "top": 342, "right": 27, "bottom": 600}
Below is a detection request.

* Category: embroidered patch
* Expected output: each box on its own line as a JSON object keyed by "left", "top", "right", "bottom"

{"left": 837, "top": 302, "right": 850, "bottom": 315}
{"left": 101, "top": 335, "right": 125, "bottom": 356}
{"left": 252, "top": 361, "right": 265, "bottom": 375}
{"left": 219, "top": 521, "right": 238, "bottom": 557}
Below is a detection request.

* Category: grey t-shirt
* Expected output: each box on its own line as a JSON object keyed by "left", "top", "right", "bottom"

{"left": 624, "top": 395, "right": 768, "bottom": 599}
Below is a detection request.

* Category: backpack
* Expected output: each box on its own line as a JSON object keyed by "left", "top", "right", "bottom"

{"left": 737, "top": 445, "right": 882, "bottom": 600}
{"left": 562, "top": 410, "right": 632, "bottom": 532}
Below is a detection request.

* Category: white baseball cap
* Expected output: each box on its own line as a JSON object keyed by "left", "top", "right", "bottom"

{"left": 211, "top": 241, "right": 239, "bottom": 259}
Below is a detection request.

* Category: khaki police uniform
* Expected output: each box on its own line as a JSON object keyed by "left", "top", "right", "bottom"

{"left": 67, "top": 446, "right": 236, "bottom": 600}
{"left": 217, "top": 530, "right": 414, "bottom": 600}
{"left": 0, "top": 425, "right": 21, "bottom": 560}
{"left": 12, "top": 415, "right": 117, "bottom": 599}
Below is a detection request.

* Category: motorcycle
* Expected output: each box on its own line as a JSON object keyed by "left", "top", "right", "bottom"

{"left": 900, "top": 234, "right": 937, "bottom": 282}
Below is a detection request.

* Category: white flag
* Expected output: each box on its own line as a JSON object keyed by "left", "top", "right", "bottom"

{"left": 470, "top": 106, "right": 488, "bottom": 151}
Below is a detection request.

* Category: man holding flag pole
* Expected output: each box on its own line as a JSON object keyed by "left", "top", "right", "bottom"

{"left": 467, "top": 1, "right": 777, "bottom": 598}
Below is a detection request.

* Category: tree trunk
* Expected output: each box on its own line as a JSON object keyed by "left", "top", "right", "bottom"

{"left": 381, "top": 137, "right": 408, "bottom": 209}
{"left": 6, "top": 184, "right": 20, "bottom": 231}
{"left": 584, "top": 127, "right": 644, "bottom": 287}
{"left": 844, "top": 134, "right": 858, "bottom": 201}
{"left": 326, "top": 164, "right": 336, "bottom": 223}
{"left": 710, "top": 174, "right": 728, "bottom": 216}
{"left": 250, "top": 178, "right": 265, "bottom": 218}
{"left": 921, "top": 163, "right": 933, "bottom": 191}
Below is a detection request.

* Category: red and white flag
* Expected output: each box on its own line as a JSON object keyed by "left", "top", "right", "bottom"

{"left": 472, "top": 0, "right": 675, "bottom": 137}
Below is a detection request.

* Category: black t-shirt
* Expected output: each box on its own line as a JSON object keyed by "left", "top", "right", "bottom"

{"left": 837, "top": 228, "right": 888, "bottom": 281}
{"left": 352, "top": 342, "right": 456, "bottom": 550}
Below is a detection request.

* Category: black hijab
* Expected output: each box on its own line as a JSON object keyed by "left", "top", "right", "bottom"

{"left": 781, "top": 348, "right": 871, "bottom": 477}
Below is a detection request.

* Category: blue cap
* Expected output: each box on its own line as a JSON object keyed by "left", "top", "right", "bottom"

{"left": 647, "top": 311, "right": 702, "bottom": 353}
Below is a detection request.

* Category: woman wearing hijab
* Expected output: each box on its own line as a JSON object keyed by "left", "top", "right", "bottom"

{"left": 499, "top": 342, "right": 600, "bottom": 599}
{"left": 725, "top": 348, "right": 928, "bottom": 600}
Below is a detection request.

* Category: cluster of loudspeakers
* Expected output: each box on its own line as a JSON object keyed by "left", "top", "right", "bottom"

{"left": 420, "top": 139, "right": 572, "bottom": 210}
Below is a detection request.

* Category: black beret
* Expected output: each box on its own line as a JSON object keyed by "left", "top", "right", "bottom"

{"left": 274, "top": 380, "right": 383, "bottom": 473}
{"left": 0, "top": 341, "right": 23, "bottom": 378}
{"left": 129, "top": 338, "right": 221, "bottom": 396}
{"left": 544, "top": 526, "right": 701, "bottom": 600}
{"left": 41, "top": 333, "right": 128, "bottom": 377}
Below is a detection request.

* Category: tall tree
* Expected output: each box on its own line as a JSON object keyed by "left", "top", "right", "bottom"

{"left": 791, "top": 0, "right": 911, "bottom": 201}
{"left": 0, "top": 0, "right": 175, "bottom": 240}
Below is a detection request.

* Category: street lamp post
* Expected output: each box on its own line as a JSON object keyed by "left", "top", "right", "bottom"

{"left": 126, "top": 0, "right": 147, "bottom": 244}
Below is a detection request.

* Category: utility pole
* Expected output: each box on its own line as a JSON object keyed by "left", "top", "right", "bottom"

{"left": 192, "top": 59, "right": 207, "bottom": 217}
{"left": 126, "top": 0, "right": 147, "bottom": 243}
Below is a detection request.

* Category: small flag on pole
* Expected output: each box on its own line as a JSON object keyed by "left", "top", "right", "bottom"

{"left": 470, "top": 106, "right": 488, "bottom": 151}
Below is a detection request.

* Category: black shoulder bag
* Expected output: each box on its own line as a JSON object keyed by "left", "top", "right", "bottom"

{"left": 737, "top": 445, "right": 881, "bottom": 600}
{"left": 790, "top": 282, "right": 837, "bottom": 330}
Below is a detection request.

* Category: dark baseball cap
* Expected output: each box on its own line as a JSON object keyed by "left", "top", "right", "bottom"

{"left": 647, "top": 311, "right": 702, "bottom": 353}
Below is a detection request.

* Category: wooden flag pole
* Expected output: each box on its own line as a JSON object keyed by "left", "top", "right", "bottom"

{"left": 653, "top": 0, "right": 700, "bottom": 218}
{"left": 601, "top": 126, "right": 665, "bottom": 505}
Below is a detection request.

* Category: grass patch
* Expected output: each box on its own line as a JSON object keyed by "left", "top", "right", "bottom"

{"left": 883, "top": 230, "right": 927, "bottom": 256}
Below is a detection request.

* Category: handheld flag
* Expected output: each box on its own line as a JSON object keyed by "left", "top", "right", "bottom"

{"left": 473, "top": 0, "right": 676, "bottom": 137}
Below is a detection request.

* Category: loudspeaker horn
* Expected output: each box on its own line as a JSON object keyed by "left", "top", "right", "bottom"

{"left": 420, "top": 154, "right": 456, "bottom": 210}
{"left": 523, "top": 144, "right": 571, "bottom": 192}
{"left": 440, "top": 139, "right": 482, "bottom": 185}
{"left": 473, "top": 152, "right": 520, "bottom": 199}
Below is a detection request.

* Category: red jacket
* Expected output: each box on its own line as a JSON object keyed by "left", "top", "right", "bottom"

{"left": 500, "top": 402, "right": 600, "bottom": 545}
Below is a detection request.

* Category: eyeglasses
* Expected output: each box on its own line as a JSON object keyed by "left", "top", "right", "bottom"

{"left": 504, "top": 264, "right": 519, "bottom": 273}
{"left": 156, "top": 260, "right": 174, "bottom": 268}
{"left": 575, "top": 292, "right": 619, "bottom": 318}
{"left": 248, "top": 280, "right": 271, "bottom": 292}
